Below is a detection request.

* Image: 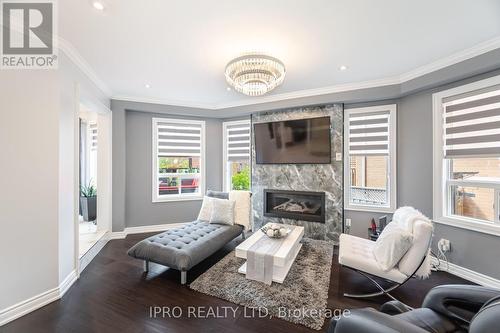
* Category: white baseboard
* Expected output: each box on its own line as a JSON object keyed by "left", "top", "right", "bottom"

{"left": 59, "top": 270, "right": 78, "bottom": 297}
{"left": 0, "top": 269, "right": 78, "bottom": 327}
{"left": 79, "top": 232, "right": 110, "bottom": 273}
{"left": 108, "top": 231, "right": 127, "bottom": 240}
{"left": 110, "top": 222, "right": 189, "bottom": 240}
{"left": 432, "top": 257, "right": 500, "bottom": 289}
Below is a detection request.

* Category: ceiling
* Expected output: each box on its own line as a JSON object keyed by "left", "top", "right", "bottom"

{"left": 59, "top": 0, "right": 500, "bottom": 108}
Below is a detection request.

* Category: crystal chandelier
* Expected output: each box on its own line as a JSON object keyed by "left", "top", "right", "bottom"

{"left": 225, "top": 54, "right": 286, "bottom": 96}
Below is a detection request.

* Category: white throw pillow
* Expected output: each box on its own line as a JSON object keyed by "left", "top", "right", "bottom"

{"left": 197, "top": 196, "right": 215, "bottom": 222}
{"left": 373, "top": 222, "right": 413, "bottom": 272}
{"left": 209, "top": 198, "right": 235, "bottom": 226}
{"left": 399, "top": 219, "right": 433, "bottom": 278}
{"left": 229, "top": 190, "right": 251, "bottom": 230}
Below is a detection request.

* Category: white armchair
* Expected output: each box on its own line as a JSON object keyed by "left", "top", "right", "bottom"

{"left": 339, "top": 207, "right": 433, "bottom": 300}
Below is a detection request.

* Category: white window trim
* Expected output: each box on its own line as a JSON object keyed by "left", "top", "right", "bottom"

{"left": 152, "top": 117, "right": 206, "bottom": 203}
{"left": 344, "top": 104, "right": 397, "bottom": 213}
{"left": 222, "top": 119, "right": 251, "bottom": 192}
{"left": 432, "top": 74, "right": 500, "bottom": 236}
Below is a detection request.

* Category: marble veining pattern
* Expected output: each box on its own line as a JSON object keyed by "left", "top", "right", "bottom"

{"left": 251, "top": 104, "right": 343, "bottom": 242}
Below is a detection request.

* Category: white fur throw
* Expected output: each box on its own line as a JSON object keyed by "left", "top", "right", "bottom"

{"left": 229, "top": 190, "right": 251, "bottom": 230}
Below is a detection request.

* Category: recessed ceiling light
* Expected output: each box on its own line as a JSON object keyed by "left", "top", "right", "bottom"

{"left": 226, "top": 87, "right": 231, "bottom": 91}
{"left": 92, "top": 1, "right": 105, "bottom": 11}
{"left": 339, "top": 65, "right": 348, "bottom": 71}
{"left": 145, "top": 84, "right": 151, "bottom": 89}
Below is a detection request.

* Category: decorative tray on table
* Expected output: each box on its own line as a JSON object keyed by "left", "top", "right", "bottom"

{"left": 260, "top": 223, "right": 291, "bottom": 239}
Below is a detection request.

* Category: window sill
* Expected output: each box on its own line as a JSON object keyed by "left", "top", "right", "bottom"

{"left": 433, "top": 216, "right": 500, "bottom": 237}
{"left": 153, "top": 196, "right": 203, "bottom": 203}
{"left": 344, "top": 206, "right": 395, "bottom": 214}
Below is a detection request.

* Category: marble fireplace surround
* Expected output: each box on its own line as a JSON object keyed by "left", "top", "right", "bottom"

{"left": 251, "top": 104, "right": 343, "bottom": 242}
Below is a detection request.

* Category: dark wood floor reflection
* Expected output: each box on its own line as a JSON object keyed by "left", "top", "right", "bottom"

{"left": 3, "top": 233, "right": 471, "bottom": 333}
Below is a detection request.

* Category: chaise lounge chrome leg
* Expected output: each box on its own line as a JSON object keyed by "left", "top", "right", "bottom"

{"left": 181, "top": 271, "right": 187, "bottom": 285}
{"left": 143, "top": 260, "right": 149, "bottom": 273}
{"left": 343, "top": 269, "right": 401, "bottom": 302}
{"left": 241, "top": 231, "right": 246, "bottom": 240}
{"left": 342, "top": 238, "right": 431, "bottom": 306}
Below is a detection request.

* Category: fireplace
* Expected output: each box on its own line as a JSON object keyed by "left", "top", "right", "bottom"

{"left": 264, "top": 189, "right": 326, "bottom": 223}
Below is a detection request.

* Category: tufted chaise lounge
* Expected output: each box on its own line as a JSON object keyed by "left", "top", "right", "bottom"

{"left": 127, "top": 220, "right": 243, "bottom": 284}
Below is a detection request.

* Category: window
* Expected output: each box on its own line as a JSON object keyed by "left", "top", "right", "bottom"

{"left": 152, "top": 118, "right": 205, "bottom": 202}
{"left": 223, "top": 119, "right": 251, "bottom": 191}
{"left": 344, "top": 105, "right": 397, "bottom": 212}
{"left": 89, "top": 122, "right": 98, "bottom": 184}
{"left": 433, "top": 75, "right": 500, "bottom": 235}
{"left": 79, "top": 120, "right": 98, "bottom": 187}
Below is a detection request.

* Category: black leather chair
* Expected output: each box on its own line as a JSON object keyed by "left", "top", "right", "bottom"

{"left": 328, "top": 285, "right": 500, "bottom": 333}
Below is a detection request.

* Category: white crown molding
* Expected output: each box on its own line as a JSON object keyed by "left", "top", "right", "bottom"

{"left": 432, "top": 257, "right": 500, "bottom": 289}
{"left": 111, "top": 95, "right": 215, "bottom": 110}
{"left": 6, "top": 17, "right": 112, "bottom": 98}
{"left": 0, "top": 270, "right": 78, "bottom": 327}
{"left": 215, "top": 76, "right": 401, "bottom": 109}
{"left": 400, "top": 35, "right": 500, "bottom": 82}
{"left": 111, "top": 36, "right": 500, "bottom": 110}
{"left": 58, "top": 38, "right": 113, "bottom": 97}
{"left": 112, "top": 76, "right": 400, "bottom": 111}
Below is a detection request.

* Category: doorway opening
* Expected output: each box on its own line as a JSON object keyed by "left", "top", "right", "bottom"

{"left": 78, "top": 106, "right": 107, "bottom": 258}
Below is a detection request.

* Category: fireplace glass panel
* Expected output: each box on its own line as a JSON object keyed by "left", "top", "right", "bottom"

{"left": 264, "top": 190, "right": 325, "bottom": 223}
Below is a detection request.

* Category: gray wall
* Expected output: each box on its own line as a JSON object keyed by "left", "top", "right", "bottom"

{"left": 345, "top": 69, "right": 500, "bottom": 279}
{"left": 111, "top": 103, "right": 224, "bottom": 231}
{"left": 111, "top": 68, "right": 500, "bottom": 279}
{"left": 125, "top": 111, "right": 223, "bottom": 228}
{"left": 0, "top": 53, "right": 110, "bottom": 313}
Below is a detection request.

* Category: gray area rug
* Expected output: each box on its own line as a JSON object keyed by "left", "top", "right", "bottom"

{"left": 190, "top": 238, "right": 334, "bottom": 330}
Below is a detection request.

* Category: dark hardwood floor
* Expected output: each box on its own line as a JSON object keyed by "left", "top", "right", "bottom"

{"left": 3, "top": 233, "right": 471, "bottom": 333}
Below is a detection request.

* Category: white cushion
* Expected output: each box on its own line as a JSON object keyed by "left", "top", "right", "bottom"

{"left": 209, "top": 198, "right": 235, "bottom": 225}
{"left": 338, "top": 233, "right": 407, "bottom": 283}
{"left": 229, "top": 190, "right": 251, "bottom": 230}
{"left": 392, "top": 206, "right": 433, "bottom": 277}
{"left": 373, "top": 223, "right": 413, "bottom": 272}
{"left": 399, "top": 219, "right": 433, "bottom": 277}
{"left": 197, "top": 196, "right": 214, "bottom": 222}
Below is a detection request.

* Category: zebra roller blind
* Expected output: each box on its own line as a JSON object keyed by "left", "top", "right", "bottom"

{"left": 156, "top": 120, "right": 203, "bottom": 157}
{"left": 226, "top": 121, "right": 250, "bottom": 161}
{"left": 348, "top": 110, "right": 390, "bottom": 155}
{"left": 443, "top": 86, "right": 500, "bottom": 158}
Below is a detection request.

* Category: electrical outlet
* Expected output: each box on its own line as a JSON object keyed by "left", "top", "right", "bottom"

{"left": 438, "top": 238, "right": 451, "bottom": 253}
{"left": 345, "top": 218, "right": 351, "bottom": 227}
{"left": 335, "top": 153, "right": 342, "bottom": 161}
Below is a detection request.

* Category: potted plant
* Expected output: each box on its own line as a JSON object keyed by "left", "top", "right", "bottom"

{"left": 80, "top": 181, "right": 97, "bottom": 223}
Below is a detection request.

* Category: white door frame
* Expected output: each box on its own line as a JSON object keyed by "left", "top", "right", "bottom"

{"left": 75, "top": 92, "right": 112, "bottom": 277}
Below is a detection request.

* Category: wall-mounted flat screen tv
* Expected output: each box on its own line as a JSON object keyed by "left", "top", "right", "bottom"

{"left": 254, "top": 116, "right": 331, "bottom": 164}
